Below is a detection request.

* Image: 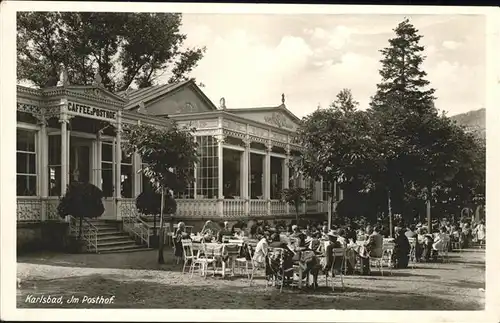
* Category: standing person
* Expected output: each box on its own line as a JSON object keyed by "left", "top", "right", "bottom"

{"left": 174, "top": 222, "right": 190, "bottom": 264}
{"left": 474, "top": 220, "right": 486, "bottom": 247}
{"left": 392, "top": 227, "right": 411, "bottom": 269}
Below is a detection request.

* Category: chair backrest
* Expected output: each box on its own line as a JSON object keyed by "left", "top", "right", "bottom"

{"left": 204, "top": 243, "right": 224, "bottom": 257}
{"left": 222, "top": 235, "right": 233, "bottom": 243}
{"left": 228, "top": 239, "right": 244, "bottom": 246}
{"left": 181, "top": 239, "right": 195, "bottom": 259}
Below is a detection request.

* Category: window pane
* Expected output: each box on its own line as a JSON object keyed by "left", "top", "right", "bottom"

{"left": 17, "top": 175, "right": 36, "bottom": 196}
{"left": 17, "top": 130, "right": 35, "bottom": 152}
{"left": 101, "top": 166, "right": 113, "bottom": 197}
{"left": 17, "top": 152, "right": 28, "bottom": 174}
{"left": 28, "top": 154, "right": 36, "bottom": 174}
{"left": 122, "top": 151, "right": 132, "bottom": 164}
{"left": 49, "top": 136, "right": 61, "bottom": 165}
{"left": 49, "top": 166, "right": 61, "bottom": 196}
{"left": 121, "top": 165, "right": 133, "bottom": 198}
{"left": 102, "top": 143, "right": 113, "bottom": 162}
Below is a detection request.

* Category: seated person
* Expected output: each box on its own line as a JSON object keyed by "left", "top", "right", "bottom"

{"left": 217, "top": 221, "right": 233, "bottom": 242}
{"left": 309, "top": 232, "right": 322, "bottom": 254}
{"left": 336, "top": 229, "right": 347, "bottom": 248}
{"left": 421, "top": 230, "right": 435, "bottom": 262}
{"left": 432, "top": 227, "right": 449, "bottom": 254}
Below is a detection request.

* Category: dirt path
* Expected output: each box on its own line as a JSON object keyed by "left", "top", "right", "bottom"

{"left": 17, "top": 249, "right": 485, "bottom": 309}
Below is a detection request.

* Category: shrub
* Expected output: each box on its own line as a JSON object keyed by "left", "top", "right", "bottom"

{"left": 57, "top": 182, "right": 104, "bottom": 238}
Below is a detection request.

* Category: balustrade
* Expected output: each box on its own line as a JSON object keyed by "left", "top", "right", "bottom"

{"left": 270, "top": 200, "right": 287, "bottom": 215}
{"left": 250, "top": 199, "right": 268, "bottom": 217}
{"left": 223, "top": 199, "right": 245, "bottom": 218}
{"left": 176, "top": 199, "right": 218, "bottom": 218}
{"left": 17, "top": 198, "right": 42, "bottom": 222}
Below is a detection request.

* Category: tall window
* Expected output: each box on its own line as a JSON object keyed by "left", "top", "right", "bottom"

{"left": 101, "top": 142, "right": 114, "bottom": 197}
{"left": 17, "top": 129, "right": 37, "bottom": 196}
{"left": 322, "top": 181, "right": 332, "bottom": 201}
{"left": 196, "top": 136, "right": 218, "bottom": 199}
{"left": 48, "top": 135, "right": 61, "bottom": 196}
{"left": 121, "top": 150, "right": 133, "bottom": 198}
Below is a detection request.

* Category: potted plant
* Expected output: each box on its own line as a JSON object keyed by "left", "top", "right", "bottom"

{"left": 57, "top": 182, "right": 105, "bottom": 253}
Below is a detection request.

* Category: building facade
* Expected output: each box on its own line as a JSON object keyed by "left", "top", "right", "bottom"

{"left": 16, "top": 77, "right": 341, "bottom": 229}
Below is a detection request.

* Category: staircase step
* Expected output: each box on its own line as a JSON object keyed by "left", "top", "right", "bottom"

{"left": 97, "top": 245, "right": 151, "bottom": 254}
{"left": 97, "top": 240, "right": 138, "bottom": 247}
{"left": 97, "top": 231, "right": 127, "bottom": 236}
{"left": 97, "top": 235, "right": 133, "bottom": 242}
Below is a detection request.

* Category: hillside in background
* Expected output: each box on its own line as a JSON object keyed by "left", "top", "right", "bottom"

{"left": 450, "top": 108, "right": 485, "bottom": 139}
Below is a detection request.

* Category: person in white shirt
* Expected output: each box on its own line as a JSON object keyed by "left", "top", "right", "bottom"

{"left": 253, "top": 233, "right": 270, "bottom": 264}
{"left": 474, "top": 220, "right": 486, "bottom": 244}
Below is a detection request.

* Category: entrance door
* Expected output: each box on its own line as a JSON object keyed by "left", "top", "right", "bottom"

{"left": 70, "top": 138, "right": 92, "bottom": 184}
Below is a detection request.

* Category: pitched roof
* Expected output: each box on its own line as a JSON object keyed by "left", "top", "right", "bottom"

{"left": 119, "top": 79, "right": 194, "bottom": 110}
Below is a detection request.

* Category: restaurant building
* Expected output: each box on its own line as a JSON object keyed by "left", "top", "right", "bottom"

{"left": 16, "top": 74, "right": 341, "bottom": 252}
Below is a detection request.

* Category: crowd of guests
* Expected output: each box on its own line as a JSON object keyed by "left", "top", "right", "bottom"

{"left": 172, "top": 216, "right": 486, "bottom": 282}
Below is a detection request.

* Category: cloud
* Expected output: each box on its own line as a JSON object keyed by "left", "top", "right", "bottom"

{"left": 170, "top": 28, "right": 314, "bottom": 110}
{"left": 173, "top": 14, "right": 485, "bottom": 118}
{"left": 442, "top": 40, "right": 462, "bottom": 50}
{"left": 306, "top": 25, "right": 355, "bottom": 50}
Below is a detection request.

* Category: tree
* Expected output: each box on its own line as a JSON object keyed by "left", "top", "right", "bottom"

{"left": 281, "top": 187, "right": 312, "bottom": 224}
{"left": 368, "top": 18, "right": 486, "bottom": 233}
{"left": 57, "top": 182, "right": 105, "bottom": 242}
{"left": 136, "top": 189, "right": 177, "bottom": 237}
{"left": 123, "top": 123, "right": 198, "bottom": 264}
{"left": 17, "top": 12, "right": 206, "bottom": 91}
{"left": 292, "top": 89, "right": 378, "bottom": 220}
{"left": 368, "top": 18, "right": 440, "bottom": 233}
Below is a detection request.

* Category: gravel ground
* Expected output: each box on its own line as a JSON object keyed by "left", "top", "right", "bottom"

{"left": 17, "top": 248, "right": 485, "bottom": 310}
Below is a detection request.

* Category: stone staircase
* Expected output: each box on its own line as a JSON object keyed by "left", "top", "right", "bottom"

{"left": 84, "top": 219, "right": 152, "bottom": 254}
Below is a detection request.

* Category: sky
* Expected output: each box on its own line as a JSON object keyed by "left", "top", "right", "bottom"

{"left": 166, "top": 14, "right": 486, "bottom": 118}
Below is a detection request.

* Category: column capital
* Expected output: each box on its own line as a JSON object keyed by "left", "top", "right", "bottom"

{"left": 265, "top": 140, "right": 273, "bottom": 152}
{"left": 215, "top": 134, "right": 226, "bottom": 144}
{"left": 243, "top": 136, "right": 252, "bottom": 148}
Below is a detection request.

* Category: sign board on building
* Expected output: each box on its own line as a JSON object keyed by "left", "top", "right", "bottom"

{"left": 67, "top": 102, "right": 117, "bottom": 122}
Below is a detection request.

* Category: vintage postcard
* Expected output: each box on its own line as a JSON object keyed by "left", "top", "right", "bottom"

{"left": 1, "top": 1, "right": 499, "bottom": 322}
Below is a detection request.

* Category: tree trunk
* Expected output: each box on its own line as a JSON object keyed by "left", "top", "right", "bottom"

{"left": 426, "top": 198, "right": 431, "bottom": 232}
{"left": 78, "top": 215, "right": 83, "bottom": 239}
{"left": 388, "top": 190, "right": 393, "bottom": 238}
{"left": 158, "top": 188, "right": 165, "bottom": 264}
{"left": 153, "top": 213, "right": 157, "bottom": 236}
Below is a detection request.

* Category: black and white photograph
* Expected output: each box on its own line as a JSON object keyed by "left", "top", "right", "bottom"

{"left": 0, "top": 2, "right": 498, "bottom": 322}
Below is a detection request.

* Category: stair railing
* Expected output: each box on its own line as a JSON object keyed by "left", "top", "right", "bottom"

{"left": 123, "top": 215, "right": 151, "bottom": 248}
{"left": 69, "top": 215, "right": 99, "bottom": 253}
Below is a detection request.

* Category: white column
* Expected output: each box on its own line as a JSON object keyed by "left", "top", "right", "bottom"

{"left": 319, "top": 178, "right": 324, "bottom": 213}
{"left": 193, "top": 135, "right": 198, "bottom": 199}
{"left": 265, "top": 142, "right": 272, "bottom": 216}
{"left": 243, "top": 139, "right": 250, "bottom": 216}
{"left": 96, "top": 132, "right": 102, "bottom": 190}
{"left": 115, "top": 110, "right": 122, "bottom": 220}
{"left": 133, "top": 152, "right": 141, "bottom": 197}
{"left": 217, "top": 135, "right": 224, "bottom": 217}
{"left": 284, "top": 153, "right": 290, "bottom": 214}
{"left": 60, "top": 117, "right": 68, "bottom": 195}
{"left": 39, "top": 119, "right": 48, "bottom": 221}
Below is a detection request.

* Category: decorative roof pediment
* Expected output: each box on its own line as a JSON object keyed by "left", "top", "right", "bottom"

{"left": 226, "top": 105, "right": 301, "bottom": 132}
{"left": 63, "top": 86, "right": 128, "bottom": 104}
